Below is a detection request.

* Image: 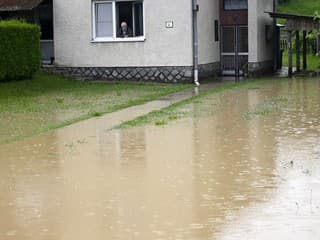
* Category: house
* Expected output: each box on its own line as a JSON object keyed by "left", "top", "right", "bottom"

{"left": 0, "top": 0, "right": 275, "bottom": 83}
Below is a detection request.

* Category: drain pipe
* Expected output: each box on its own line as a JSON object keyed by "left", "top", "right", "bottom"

{"left": 273, "top": 0, "right": 277, "bottom": 71}
{"left": 192, "top": 0, "right": 200, "bottom": 86}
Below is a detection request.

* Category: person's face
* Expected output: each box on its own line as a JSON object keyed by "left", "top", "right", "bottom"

{"left": 121, "top": 24, "right": 128, "bottom": 31}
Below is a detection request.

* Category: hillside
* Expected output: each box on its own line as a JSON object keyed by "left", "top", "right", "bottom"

{"left": 277, "top": 0, "right": 320, "bottom": 16}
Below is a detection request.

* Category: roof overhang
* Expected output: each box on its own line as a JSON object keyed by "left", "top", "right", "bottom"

{"left": 0, "top": 0, "right": 44, "bottom": 11}
{"left": 266, "top": 11, "right": 320, "bottom": 31}
{"left": 266, "top": 11, "right": 316, "bottom": 21}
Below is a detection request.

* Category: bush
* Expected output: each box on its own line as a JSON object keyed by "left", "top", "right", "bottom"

{"left": 0, "top": 20, "right": 40, "bottom": 81}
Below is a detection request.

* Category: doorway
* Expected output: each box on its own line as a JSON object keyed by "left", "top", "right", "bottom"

{"left": 221, "top": 25, "right": 248, "bottom": 76}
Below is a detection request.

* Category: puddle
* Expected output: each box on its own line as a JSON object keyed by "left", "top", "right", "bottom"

{"left": 0, "top": 79, "right": 320, "bottom": 239}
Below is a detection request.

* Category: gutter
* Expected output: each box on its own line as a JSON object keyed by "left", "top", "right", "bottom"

{"left": 192, "top": 0, "right": 200, "bottom": 86}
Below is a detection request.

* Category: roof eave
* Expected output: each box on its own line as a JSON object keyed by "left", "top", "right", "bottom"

{"left": 266, "top": 11, "right": 317, "bottom": 21}
{"left": 0, "top": 0, "right": 44, "bottom": 12}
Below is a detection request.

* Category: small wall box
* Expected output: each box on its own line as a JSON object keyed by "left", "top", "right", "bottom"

{"left": 166, "top": 21, "right": 174, "bottom": 28}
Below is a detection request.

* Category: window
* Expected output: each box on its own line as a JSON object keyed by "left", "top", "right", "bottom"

{"left": 92, "top": 0, "right": 144, "bottom": 41}
{"left": 224, "top": 0, "right": 248, "bottom": 10}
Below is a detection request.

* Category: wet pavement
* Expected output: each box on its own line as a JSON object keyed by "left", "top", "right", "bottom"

{"left": 1, "top": 78, "right": 320, "bottom": 240}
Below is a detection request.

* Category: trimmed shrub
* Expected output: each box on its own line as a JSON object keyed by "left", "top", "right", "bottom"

{"left": 0, "top": 20, "right": 41, "bottom": 81}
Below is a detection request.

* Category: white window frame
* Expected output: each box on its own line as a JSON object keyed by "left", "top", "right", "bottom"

{"left": 92, "top": 0, "right": 146, "bottom": 43}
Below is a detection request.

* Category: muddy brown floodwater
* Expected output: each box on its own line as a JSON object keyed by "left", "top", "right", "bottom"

{"left": 1, "top": 79, "right": 320, "bottom": 240}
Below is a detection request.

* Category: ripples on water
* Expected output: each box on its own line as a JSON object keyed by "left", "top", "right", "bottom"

{"left": 0, "top": 79, "right": 320, "bottom": 240}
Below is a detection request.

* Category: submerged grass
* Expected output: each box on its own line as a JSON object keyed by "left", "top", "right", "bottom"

{"left": 242, "top": 95, "right": 291, "bottom": 120}
{"left": 118, "top": 78, "right": 277, "bottom": 128}
{"left": 0, "top": 72, "right": 191, "bottom": 144}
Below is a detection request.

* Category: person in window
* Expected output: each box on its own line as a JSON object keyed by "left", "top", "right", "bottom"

{"left": 118, "top": 22, "right": 133, "bottom": 38}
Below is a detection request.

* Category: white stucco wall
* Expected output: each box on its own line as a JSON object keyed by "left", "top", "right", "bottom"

{"left": 198, "top": 0, "right": 220, "bottom": 65}
{"left": 53, "top": 0, "right": 193, "bottom": 67}
{"left": 248, "top": 0, "right": 274, "bottom": 63}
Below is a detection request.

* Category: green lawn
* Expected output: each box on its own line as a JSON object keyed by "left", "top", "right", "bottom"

{"left": 282, "top": 51, "right": 320, "bottom": 70}
{"left": 0, "top": 73, "right": 191, "bottom": 144}
{"left": 277, "top": 0, "right": 320, "bottom": 15}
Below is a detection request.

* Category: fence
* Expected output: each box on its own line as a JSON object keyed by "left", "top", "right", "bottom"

{"left": 280, "top": 33, "right": 317, "bottom": 54}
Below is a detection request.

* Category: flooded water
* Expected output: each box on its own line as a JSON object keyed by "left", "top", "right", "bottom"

{"left": 1, "top": 79, "right": 320, "bottom": 240}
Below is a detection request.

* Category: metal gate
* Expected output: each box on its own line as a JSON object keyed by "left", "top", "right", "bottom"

{"left": 221, "top": 25, "right": 248, "bottom": 76}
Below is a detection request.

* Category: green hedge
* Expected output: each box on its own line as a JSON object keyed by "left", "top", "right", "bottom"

{"left": 0, "top": 20, "right": 41, "bottom": 81}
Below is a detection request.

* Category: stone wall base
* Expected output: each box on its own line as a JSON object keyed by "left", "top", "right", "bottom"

{"left": 199, "top": 62, "right": 220, "bottom": 79}
{"left": 42, "top": 62, "right": 220, "bottom": 83}
{"left": 248, "top": 60, "right": 273, "bottom": 77}
{"left": 42, "top": 66, "right": 193, "bottom": 83}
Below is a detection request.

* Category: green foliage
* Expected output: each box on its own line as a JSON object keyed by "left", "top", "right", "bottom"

{"left": 277, "top": 0, "right": 320, "bottom": 16}
{"left": 0, "top": 20, "right": 41, "bottom": 82}
{"left": 307, "top": 12, "right": 320, "bottom": 40}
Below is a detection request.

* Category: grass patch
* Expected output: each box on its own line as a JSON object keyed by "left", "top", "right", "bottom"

{"left": 117, "top": 78, "right": 277, "bottom": 129}
{"left": 0, "top": 72, "right": 191, "bottom": 144}
{"left": 155, "top": 120, "right": 167, "bottom": 126}
{"left": 282, "top": 51, "right": 320, "bottom": 71}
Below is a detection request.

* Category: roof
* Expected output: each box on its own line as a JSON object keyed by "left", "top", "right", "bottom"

{"left": 266, "top": 11, "right": 320, "bottom": 31}
{"left": 266, "top": 11, "right": 317, "bottom": 21}
{"left": 0, "top": 0, "right": 44, "bottom": 11}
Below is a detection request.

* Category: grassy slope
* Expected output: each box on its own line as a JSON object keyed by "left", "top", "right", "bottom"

{"left": 277, "top": 0, "right": 320, "bottom": 15}
{"left": 0, "top": 73, "right": 191, "bottom": 144}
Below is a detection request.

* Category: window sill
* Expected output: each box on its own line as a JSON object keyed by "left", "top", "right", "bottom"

{"left": 91, "top": 37, "right": 146, "bottom": 43}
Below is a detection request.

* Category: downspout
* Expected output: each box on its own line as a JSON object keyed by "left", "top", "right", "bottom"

{"left": 192, "top": 0, "right": 200, "bottom": 86}
{"left": 273, "top": 0, "right": 277, "bottom": 71}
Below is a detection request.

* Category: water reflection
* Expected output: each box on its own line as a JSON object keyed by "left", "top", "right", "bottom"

{"left": 0, "top": 79, "right": 320, "bottom": 239}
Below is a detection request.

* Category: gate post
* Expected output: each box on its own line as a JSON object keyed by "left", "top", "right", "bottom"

{"left": 296, "top": 31, "right": 300, "bottom": 72}
{"left": 288, "top": 30, "right": 293, "bottom": 77}
{"left": 303, "top": 31, "right": 307, "bottom": 71}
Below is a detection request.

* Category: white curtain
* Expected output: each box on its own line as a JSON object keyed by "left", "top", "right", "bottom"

{"left": 96, "top": 2, "right": 113, "bottom": 37}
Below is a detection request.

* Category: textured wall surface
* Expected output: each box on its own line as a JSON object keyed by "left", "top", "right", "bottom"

{"left": 42, "top": 62, "right": 220, "bottom": 83}
{"left": 248, "top": 60, "right": 273, "bottom": 76}
{"left": 248, "top": 0, "right": 274, "bottom": 64}
{"left": 198, "top": 0, "right": 220, "bottom": 66}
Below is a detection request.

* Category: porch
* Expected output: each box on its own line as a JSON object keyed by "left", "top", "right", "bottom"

{"left": 267, "top": 12, "right": 320, "bottom": 77}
